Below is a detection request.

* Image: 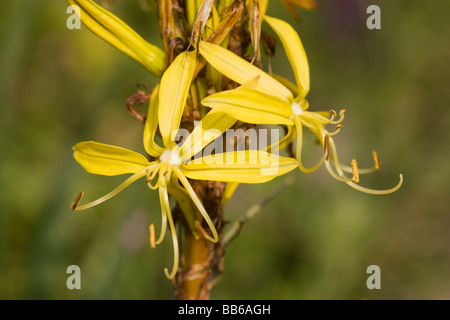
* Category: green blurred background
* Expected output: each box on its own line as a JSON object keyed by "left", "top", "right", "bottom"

{"left": 1, "top": 0, "right": 449, "bottom": 299}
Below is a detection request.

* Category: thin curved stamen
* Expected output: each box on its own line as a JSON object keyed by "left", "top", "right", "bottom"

{"left": 302, "top": 110, "right": 345, "bottom": 126}
{"left": 172, "top": 166, "right": 219, "bottom": 243}
{"left": 322, "top": 134, "right": 353, "bottom": 182}
{"left": 326, "top": 125, "right": 343, "bottom": 136}
{"left": 324, "top": 158, "right": 352, "bottom": 182}
{"left": 345, "top": 174, "right": 403, "bottom": 195}
{"left": 72, "top": 166, "right": 154, "bottom": 210}
{"left": 328, "top": 109, "right": 346, "bottom": 125}
{"left": 338, "top": 149, "right": 381, "bottom": 174}
{"left": 264, "top": 125, "right": 296, "bottom": 154}
{"left": 338, "top": 163, "right": 378, "bottom": 175}
{"left": 324, "top": 134, "right": 403, "bottom": 194}
{"left": 163, "top": 188, "right": 179, "bottom": 280}
{"left": 328, "top": 135, "right": 347, "bottom": 177}
{"left": 294, "top": 116, "right": 326, "bottom": 173}
{"left": 156, "top": 181, "right": 169, "bottom": 245}
{"left": 146, "top": 163, "right": 163, "bottom": 190}
{"left": 328, "top": 110, "right": 337, "bottom": 121}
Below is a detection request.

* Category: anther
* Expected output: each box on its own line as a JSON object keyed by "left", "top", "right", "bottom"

{"left": 329, "top": 110, "right": 337, "bottom": 118}
{"left": 71, "top": 191, "right": 84, "bottom": 211}
{"left": 372, "top": 150, "right": 381, "bottom": 170}
{"left": 336, "top": 124, "right": 344, "bottom": 129}
{"left": 339, "top": 109, "right": 346, "bottom": 117}
{"left": 323, "top": 135, "right": 330, "bottom": 161}
{"left": 351, "top": 159, "right": 360, "bottom": 183}
{"left": 149, "top": 224, "right": 156, "bottom": 249}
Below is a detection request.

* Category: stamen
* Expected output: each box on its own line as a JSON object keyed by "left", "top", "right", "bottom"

{"left": 336, "top": 162, "right": 378, "bottom": 175}
{"left": 172, "top": 166, "right": 219, "bottom": 243}
{"left": 71, "top": 191, "right": 84, "bottom": 210}
{"left": 327, "top": 125, "right": 343, "bottom": 136}
{"left": 323, "top": 135, "right": 330, "bottom": 161}
{"left": 324, "top": 159, "right": 352, "bottom": 182}
{"left": 163, "top": 196, "right": 179, "bottom": 280}
{"left": 73, "top": 167, "right": 152, "bottom": 210}
{"left": 149, "top": 223, "right": 156, "bottom": 248}
{"left": 146, "top": 163, "right": 162, "bottom": 190}
{"left": 294, "top": 117, "right": 326, "bottom": 173}
{"left": 195, "top": 220, "right": 212, "bottom": 240}
{"left": 325, "top": 134, "right": 403, "bottom": 194}
{"left": 339, "top": 109, "right": 346, "bottom": 117}
{"left": 345, "top": 174, "right": 404, "bottom": 195}
{"left": 351, "top": 158, "right": 360, "bottom": 183}
{"left": 323, "top": 134, "right": 352, "bottom": 182}
{"left": 156, "top": 183, "right": 169, "bottom": 245}
{"left": 373, "top": 150, "right": 381, "bottom": 170}
{"left": 329, "top": 110, "right": 337, "bottom": 119}
{"left": 302, "top": 110, "right": 343, "bottom": 125}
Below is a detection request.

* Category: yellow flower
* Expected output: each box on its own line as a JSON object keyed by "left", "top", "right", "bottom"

{"left": 71, "top": 51, "right": 298, "bottom": 278}
{"left": 199, "top": 16, "right": 403, "bottom": 194}
{"left": 68, "top": 0, "right": 166, "bottom": 77}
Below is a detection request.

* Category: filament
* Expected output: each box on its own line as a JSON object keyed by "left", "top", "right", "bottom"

{"left": 324, "top": 133, "right": 403, "bottom": 194}
{"left": 156, "top": 182, "right": 169, "bottom": 245}
{"left": 294, "top": 117, "right": 326, "bottom": 173}
{"left": 172, "top": 166, "right": 219, "bottom": 243}
{"left": 73, "top": 167, "right": 151, "bottom": 210}
{"left": 146, "top": 163, "right": 163, "bottom": 190}
{"left": 345, "top": 174, "right": 404, "bottom": 195}
{"left": 163, "top": 191, "right": 179, "bottom": 280}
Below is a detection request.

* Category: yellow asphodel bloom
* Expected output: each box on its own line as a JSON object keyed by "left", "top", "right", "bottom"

{"left": 68, "top": 0, "right": 166, "bottom": 77}
{"left": 71, "top": 51, "right": 298, "bottom": 279}
{"left": 199, "top": 16, "right": 403, "bottom": 194}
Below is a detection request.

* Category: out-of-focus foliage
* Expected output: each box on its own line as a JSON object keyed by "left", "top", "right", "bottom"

{"left": 1, "top": 0, "right": 449, "bottom": 299}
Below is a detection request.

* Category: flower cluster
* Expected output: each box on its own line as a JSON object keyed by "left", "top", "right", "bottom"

{"left": 69, "top": 0, "right": 402, "bottom": 279}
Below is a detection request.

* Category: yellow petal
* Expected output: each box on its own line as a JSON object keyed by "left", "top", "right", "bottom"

{"left": 180, "top": 110, "right": 237, "bottom": 161}
{"left": 182, "top": 150, "right": 298, "bottom": 183}
{"left": 260, "top": 0, "right": 269, "bottom": 16}
{"left": 159, "top": 51, "right": 197, "bottom": 147}
{"left": 68, "top": 0, "right": 165, "bottom": 77}
{"left": 264, "top": 15, "right": 310, "bottom": 99}
{"left": 199, "top": 41, "right": 293, "bottom": 101}
{"left": 201, "top": 88, "right": 293, "bottom": 125}
{"left": 73, "top": 141, "right": 150, "bottom": 176}
{"left": 271, "top": 74, "right": 299, "bottom": 97}
{"left": 221, "top": 182, "right": 239, "bottom": 205}
{"left": 143, "top": 85, "right": 164, "bottom": 157}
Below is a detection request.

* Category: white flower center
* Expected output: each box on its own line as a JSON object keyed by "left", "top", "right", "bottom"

{"left": 160, "top": 148, "right": 182, "bottom": 166}
{"left": 291, "top": 101, "right": 304, "bottom": 116}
